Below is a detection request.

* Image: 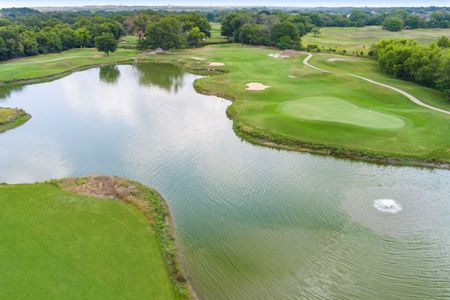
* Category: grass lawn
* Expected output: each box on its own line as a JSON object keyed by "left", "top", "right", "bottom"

{"left": 148, "top": 44, "right": 450, "bottom": 164}
{"left": 0, "top": 177, "right": 190, "bottom": 299}
{"left": 0, "top": 48, "right": 138, "bottom": 83}
{"left": 118, "top": 35, "right": 139, "bottom": 49}
{"left": 0, "top": 107, "right": 31, "bottom": 133}
{"left": 204, "top": 22, "right": 228, "bottom": 45}
{"left": 303, "top": 26, "right": 450, "bottom": 55}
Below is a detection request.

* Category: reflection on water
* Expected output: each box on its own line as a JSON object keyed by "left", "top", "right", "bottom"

{"left": 0, "top": 84, "right": 24, "bottom": 100}
{"left": 0, "top": 64, "right": 449, "bottom": 300}
{"left": 99, "top": 65, "right": 121, "bottom": 85}
{"left": 135, "top": 63, "right": 184, "bottom": 92}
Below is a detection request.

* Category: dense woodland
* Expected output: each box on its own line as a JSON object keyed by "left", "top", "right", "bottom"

{"left": 0, "top": 8, "right": 211, "bottom": 60}
{"left": 370, "top": 37, "right": 450, "bottom": 98}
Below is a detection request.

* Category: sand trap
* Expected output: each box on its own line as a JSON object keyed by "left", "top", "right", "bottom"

{"left": 269, "top": 53, "right": 290, "bottom": 59}
{"left": 269, "top": 50, "right": 299, "bottom": 59}
{"left": 288, "top": 75, "right": 297, "bottom": 79}
{"left": 208, "top": 62, "right": 225, "bottom": 67}
{"left": 327, "top": 58, "right": 348, "bottom": 62}
{"left": 246, "top": 82, "right": 270, "bottom": 91}
{"left": 190, "top": 57, "right": 206, "bottom": 61}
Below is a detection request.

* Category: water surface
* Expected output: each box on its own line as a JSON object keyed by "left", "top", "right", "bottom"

{"left": 0, "top": 63, "right": 449, "bottom": 300}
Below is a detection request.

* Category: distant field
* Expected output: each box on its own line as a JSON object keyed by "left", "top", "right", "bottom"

{"left": 0, "top": 178, "right": 186, "bottom": 299}
{"left": 303, "top": 26, "right": 450, "bottom": 54}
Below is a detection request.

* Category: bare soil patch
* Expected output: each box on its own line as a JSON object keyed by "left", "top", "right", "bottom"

{"left": 59, "top": 176, "right": 150, "bottom": 210}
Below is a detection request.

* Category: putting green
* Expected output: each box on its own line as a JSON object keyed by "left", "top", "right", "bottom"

{"left": 277, "top": 97, "right": 406, "bottom": 129}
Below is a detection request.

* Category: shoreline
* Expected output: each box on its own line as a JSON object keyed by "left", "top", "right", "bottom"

{"left": 1, "top": 51, "right": 449, "bottom": 170}
{"left": 0, "top": 108, "right": 31, "bottom": 133}
{"left": 55, "top": 176, "right": 198, "bottom": 300}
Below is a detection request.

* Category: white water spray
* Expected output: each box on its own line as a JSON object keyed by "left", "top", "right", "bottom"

{"left": 373, "top": 199, "right": 402, "bottom": 214}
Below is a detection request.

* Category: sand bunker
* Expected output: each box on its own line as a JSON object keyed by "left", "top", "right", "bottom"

{"left": 246, "top": 82, "right": 270, "bottom": 91}
{"left": 268, "top": 50, "right": 299, "bottom": 59}
{"left": 208, "top": 62, "right": 225, "bottom": 67}
{"left": 190, "top": 57, "right": 206, "bottom": 61}
{"left": 327, "top": 58, "right": 348, "bottom": 62}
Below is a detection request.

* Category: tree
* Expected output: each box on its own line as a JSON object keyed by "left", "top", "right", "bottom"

{"left": 75, "top": 28, "right": 92, "bottom": 48}
{"left": 311, "top": 27, "right": 321, "bottom": 37}
{"left": 239, "top": 24, "right": 268, "bottom": 45}
{"left": 187, "top": 26, "right": 205, "bottom": 48}
{"left": 95, "top": 32, "right": 117, "bottom": 56}
{"left": 437, "top": 36, "right": 450, "bottom": 48}
{"left": 143, "top": 17, "right": 185, "bottom": 50}
{"left": 270, "top": 22, "right": 299, "bottom": 47}
{"left": 383, "top": 17, "right": 404, "bottom": 32}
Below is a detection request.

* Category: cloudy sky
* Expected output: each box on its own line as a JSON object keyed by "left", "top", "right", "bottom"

{"left": 1, "top": 0, "right": 449, "bottom": 7}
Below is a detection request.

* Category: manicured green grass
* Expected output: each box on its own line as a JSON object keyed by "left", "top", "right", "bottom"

{"left": 0, "top": 48, "right": 138, "bottom": 83}
{"left": 118, "top": 35, "right": 139, "bottom": 49}
{"left": 303, "top": 26, "right": 450, "bottom": 54}
{"left": 0, "top": 179, "right": 186, "bottom": 299}
{"left": 278, "top": 96, "right": 406, "bottom": 129}
{"left": 204, "top": 22, "right": 228, "bottom": 45}
{"left": 309, "top": 53, "right": 450, "bottom": 111}
{"left": 0, "top": 107, "right": 31, "bottom": 133}
{"left": 153, "top": 44, "right": 450, "bottom": 163}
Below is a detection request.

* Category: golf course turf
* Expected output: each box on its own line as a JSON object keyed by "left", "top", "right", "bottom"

{"left": 0, "top": 176, "right": 192, "bottom": 299}
{"left": 0, "top": 43, "right": 449, "bottom": 168}
{"left": 0, "top": 107, "right": 31, "bottom": 133}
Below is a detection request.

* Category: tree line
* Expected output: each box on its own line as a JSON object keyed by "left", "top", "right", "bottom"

{"left": 0, "top": 8, "right": 211, "bottom": 60}
{"left": 370, "top": 37, "right": 450, "bottom": 99}
{"left": 216, "top": 9, "right": 449, "bottom": 31}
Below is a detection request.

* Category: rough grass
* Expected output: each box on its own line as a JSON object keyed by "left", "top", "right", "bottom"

{"left": 0, "top": 107, "right": 31, "bottom": 133}
{"left": 0, "top": 177, "right": 191, "bottom": 300}
{"left": 303, "top": 26, "right": 450, "bottom": 54}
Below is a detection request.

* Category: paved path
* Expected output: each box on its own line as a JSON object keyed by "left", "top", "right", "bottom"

{"left": 302, "top": 52, "right": 450, "bottom": 116}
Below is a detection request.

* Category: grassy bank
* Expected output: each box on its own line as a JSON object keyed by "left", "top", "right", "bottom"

{"left": 0, "top": 107, "right": 31, "bottom": 133}
{"left": 303, "top": 26, "right": 450, "bottom": 55}
{"left": 0, "top": 176, "right": 192, "bottom": 299}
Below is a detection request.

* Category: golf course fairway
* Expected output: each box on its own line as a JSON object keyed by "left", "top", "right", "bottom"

{"left": 0, "top": 177, "right": 191, "bottom": 299}
{"left": 166, "top": 44, "right": 450, "bottom": 167}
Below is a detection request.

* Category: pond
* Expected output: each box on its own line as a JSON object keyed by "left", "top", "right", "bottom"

{"left": 0, "top": 63, "right": 449, "bottom": 300}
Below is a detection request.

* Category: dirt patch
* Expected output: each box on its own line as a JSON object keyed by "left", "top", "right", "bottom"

{"left": 246, "top": 82, "right": 270, "bottom": 91}
{"left": 59, "top": 176, "right": 150, "bottom": 211}
{"left": 268, "top": 50, "right": 300, "bottom": 59}
{"left": 208, "top": 62, "right": 225, "bottom": 67}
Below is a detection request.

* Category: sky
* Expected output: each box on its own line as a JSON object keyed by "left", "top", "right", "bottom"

{"left": 0, "top": 0, "right": 449, "bottom": 8}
